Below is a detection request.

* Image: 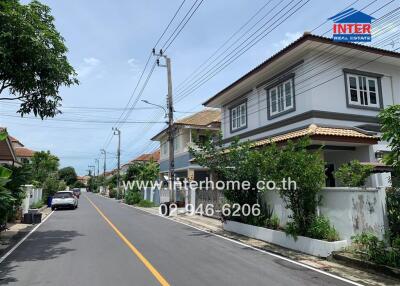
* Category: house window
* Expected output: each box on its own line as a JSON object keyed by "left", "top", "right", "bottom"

{"left": 162, "top": 142, "right": 168, "bottom": 155}
{"left": 345, "top": 72, "right": 380, "bottom": 108}
{"left": 230, "top": 101, "right": 247, "bottom": 132}
{"left": 267, "top": 77, "right": 295, "bottom": 119}
{"left": 174, "top": 136, "right": 180, "bottom": 151}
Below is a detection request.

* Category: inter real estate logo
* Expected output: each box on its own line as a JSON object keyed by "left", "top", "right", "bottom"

{"left": 328, "top": 8, "right": 374, "bottom": 42}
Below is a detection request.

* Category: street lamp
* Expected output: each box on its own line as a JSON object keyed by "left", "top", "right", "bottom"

{"left": 95, "top": 159, "right": 100, "bottom": 177}
{"left": 112, "top": 127, "right": 121, "bottom": 199}
{"left": 141, "top": 100, "right": 167, "bottom": 119}
{"left": 88, "top": 165, "right": 95, "bottom": 177}
{"left": 100, "top": 149, "right": 106, "bottom": 176}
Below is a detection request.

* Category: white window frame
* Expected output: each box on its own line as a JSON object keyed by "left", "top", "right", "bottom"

{"left": 174, "top": 135, "right": 180, "bottom": 152}
{"left": 162, "top": 142, "right": 168, "bottom": 156}
{"left": 268, "top": 78, "right": 295, "bottom": 118}
{"left": 346, "top": 73, "right": 380, "bottom": 108}
{"left": 230, "top": 102, "right": 247, "bottom": 132}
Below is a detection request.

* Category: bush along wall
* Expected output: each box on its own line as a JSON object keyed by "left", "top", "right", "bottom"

{"left": 191, "top": 136, "right": 339, "bottom": 241}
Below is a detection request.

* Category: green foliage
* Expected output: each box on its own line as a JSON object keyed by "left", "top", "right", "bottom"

{"left": 73, "top": 180, "right": 86, "bottom": 188}
{"left": 124, "top": 164, "right": 141, "bottom": 182}
{"left": 30, "top": 200, "right": 44, "bottom": 209}
{"left": 266, "top": 213, "right": 280, "bottom": 230}
{"left": 0, "top": 0, "right": 78, "bottom": 118}
{"left": 0, "top": 130, "right": 14, "bottom": 225}
{"left": 88, "top": 175, "right": 105, "bottom": 192}
{"left": 58, "top": 166, "right": 77, "bottom": 186}
{"left": 30, "top": 151, "right": 59, "bottom": 185}
{"left": 5, "top": 163, "right": 31, "bottom": 207}
{"left": 190, "top": 134, "right": 261, "bottom": 223}
{"left": 125, "top": 190, "right": 141, "bottom": 205}
{"left": 108, "top": 188, "right": 118, "bottom": 199}
{"left": 334, "top": 160, "right": 373, "bottom": 187}
{"left": 386, "top": 187, "right": 400, "bottom": 244}
{"left": 106, "top": 174, "right": 118, "bottom": 189}
{"left": 42, "top": 174, "right": 65, "bottom": 198}
{"left": 263, "top": 139, "right": 326, "bottom": 237}
{"left": 190, "top": 135, "right": 326, "bottom": 234}
{"left": 124, "top": 161, "right": 159, "bottom": 182}
{"left": 352, "top": 233, "right": 400, "bottom": 267}
{"left": 379, "top": 105, "right": 400, "bottom": 185}
{"left": 137, "top": 199, "right": 155, "bottom": 208}
{"left": 307, "top": 216, "right": 339, "bottom": 242}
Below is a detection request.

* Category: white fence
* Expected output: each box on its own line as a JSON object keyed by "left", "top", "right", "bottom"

{"left": 142, "top": 187, "right": 195, "bottom": 206}
{"left": 262, "top": 187, "right": 388, "bottom": 240}
{"left": 21, "top": 185, "right": 43, "bottom": 214}
{"left": 140, "top": 185, "right": 388, "bottom": 241}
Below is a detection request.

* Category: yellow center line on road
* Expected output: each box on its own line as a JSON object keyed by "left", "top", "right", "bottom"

{"left": 85, "top": 195, "right": 171, "bottom": 286}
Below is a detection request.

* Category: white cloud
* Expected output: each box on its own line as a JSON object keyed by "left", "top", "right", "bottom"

{"left": 127, "top": 58, "right": 140, "bottom": 73}
{"left": 274, "top": 32, "right": 303, "bottom": 49}
{"left": 76, "top": 57, "right": 102, "bottom": 79}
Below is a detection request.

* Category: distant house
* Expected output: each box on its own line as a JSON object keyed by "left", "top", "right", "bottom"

{"left": 120, "top": 149, "right": 160, "bottom": 175}
{"left": 77, "top": 175, "right": 90, "bottom": 186}
{"left": 132, "top": 149, "right": 160, "bottom": 164}
{"left": 0, "top": 130, "right": 19, "bottom": 166}
{"left": 9, "top": 136, "right": 35, "bottom": 163}
{"left": 151, "top": 108, "right": 221, "bottom": 181}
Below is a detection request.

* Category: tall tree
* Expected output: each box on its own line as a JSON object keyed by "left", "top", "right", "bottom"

{"left": 30, "top": 151, "right": 59, "bottom": 184}
{"left": 0, "top": 0, "right": 78, "bottom": 118}
{"left": 379, "top": 105, "right": 400, "bottom": 186}
{"left": 58, "top": 166, "right": 77, "bottom": 186}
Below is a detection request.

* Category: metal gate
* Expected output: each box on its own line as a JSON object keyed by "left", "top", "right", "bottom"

{"left": 195, "top": 189, "right": 226, "bottom": 218}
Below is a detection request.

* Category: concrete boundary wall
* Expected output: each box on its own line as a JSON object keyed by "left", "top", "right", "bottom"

{"left": 262, "top": 187, "right": 388, "bottom": 240}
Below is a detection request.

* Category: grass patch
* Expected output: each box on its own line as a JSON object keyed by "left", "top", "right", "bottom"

{"left": 137, "top": 200, "right": 155, "bottom": 208}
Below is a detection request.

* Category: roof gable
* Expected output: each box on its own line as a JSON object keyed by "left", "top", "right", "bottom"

{"left": 204, "top": 33, "right": 400, "bottom": 107}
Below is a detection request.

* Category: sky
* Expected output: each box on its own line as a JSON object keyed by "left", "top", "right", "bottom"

{"left": 2, "top": 0, "right": 398, "bottom": 175}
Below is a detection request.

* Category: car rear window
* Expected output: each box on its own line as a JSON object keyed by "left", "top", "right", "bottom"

{"left": 53, "top": 192, "right": 73, "bottom": 198}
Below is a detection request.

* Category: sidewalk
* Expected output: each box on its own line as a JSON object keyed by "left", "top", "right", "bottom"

{"left": 0, "top": 207, "right": 52, "bottom": 257}
{"left": 134, "top": 206, "right": 400, "bottom": 286}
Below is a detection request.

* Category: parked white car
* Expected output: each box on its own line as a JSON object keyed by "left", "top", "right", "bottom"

{"left": 51, "top": 191, "right": 78, "bottom": 210}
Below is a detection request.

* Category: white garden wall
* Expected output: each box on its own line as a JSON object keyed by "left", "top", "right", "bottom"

{"left": 262, "top": 187, "right": 387, "bottom": 240}
{"left": 21, "top": 185, "right": 43, "bottom": 214}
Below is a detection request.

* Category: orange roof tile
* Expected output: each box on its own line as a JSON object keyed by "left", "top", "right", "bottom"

{"left": 254, "top": 124, "right": 379, "bottom": 146}
{"left": 132, "top": 149, "right": 160, "bottom": 163}
{"left": 14, "top": 147, "right": 35, "bottom": 157}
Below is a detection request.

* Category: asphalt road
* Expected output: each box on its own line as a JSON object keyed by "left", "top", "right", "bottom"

{"left": 0, "top": 193, "right": 357, "bottom": 286}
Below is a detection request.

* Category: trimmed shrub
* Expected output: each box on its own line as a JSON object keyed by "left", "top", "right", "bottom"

{"left": 334, "top": 160, "right": 373, "bottom": 187}
{"left": 125, "top": 191, "right": 141, "bottom": 205}
{"left": 307, "top": 216, "right": 339, "bottom": 242}
{"left": 109, "top": 188, "right": 117, "bottom": 198}
{"left": 386, "top": 187, "right": 400, "bottom": 244}
{"left": 137, "top": 200, "right": 155, "bottom": 208}
{"left": 352, "top": 232, "right": 400, "bottom": 267}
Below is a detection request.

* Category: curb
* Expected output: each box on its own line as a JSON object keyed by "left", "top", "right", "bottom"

{"left": 333, "top": 252, "right": 400, "bottom": 279}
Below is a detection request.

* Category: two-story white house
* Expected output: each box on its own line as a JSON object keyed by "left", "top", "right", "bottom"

{"left": 151, "top": 108, "right": 221, "bottom": 181}
{"left": 204, "top": 33, "right": 399, "bottom": 188}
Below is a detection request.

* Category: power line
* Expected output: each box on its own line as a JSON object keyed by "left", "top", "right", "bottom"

{"left": 0, "top": 113, "right": 166, "bottom": 124}
{"left": 163, "top": 0, "right": 205, "bottom": 52}
{"left": 154, "top": 0, "right": 188, "bottom": 48}
{"left": 175, "top": 0, "right": 311, "bottom": 103}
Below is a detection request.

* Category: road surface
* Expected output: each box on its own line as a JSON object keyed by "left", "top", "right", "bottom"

{"left": 0, "top": 193, "right": 357, "bottom": 286}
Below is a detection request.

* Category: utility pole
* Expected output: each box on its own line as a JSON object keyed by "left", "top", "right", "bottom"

{"left": 100, "top": 149, "right": 106, "bottom": 176}
{"left": 88, "top": 165, "right": 95, "bottom": 176}
{"left": 95, "top": 159, "right": 100, "bottom": 177}
{"left": 112, "top": 127, "right": 121, "bottom": 199}
{"left": 153, "top": 48, "right": 175, "bottom": 203}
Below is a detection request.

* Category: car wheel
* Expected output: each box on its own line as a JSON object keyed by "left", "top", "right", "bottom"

{"left": 51, "top": 206, "right": 55, "bottom": 211}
